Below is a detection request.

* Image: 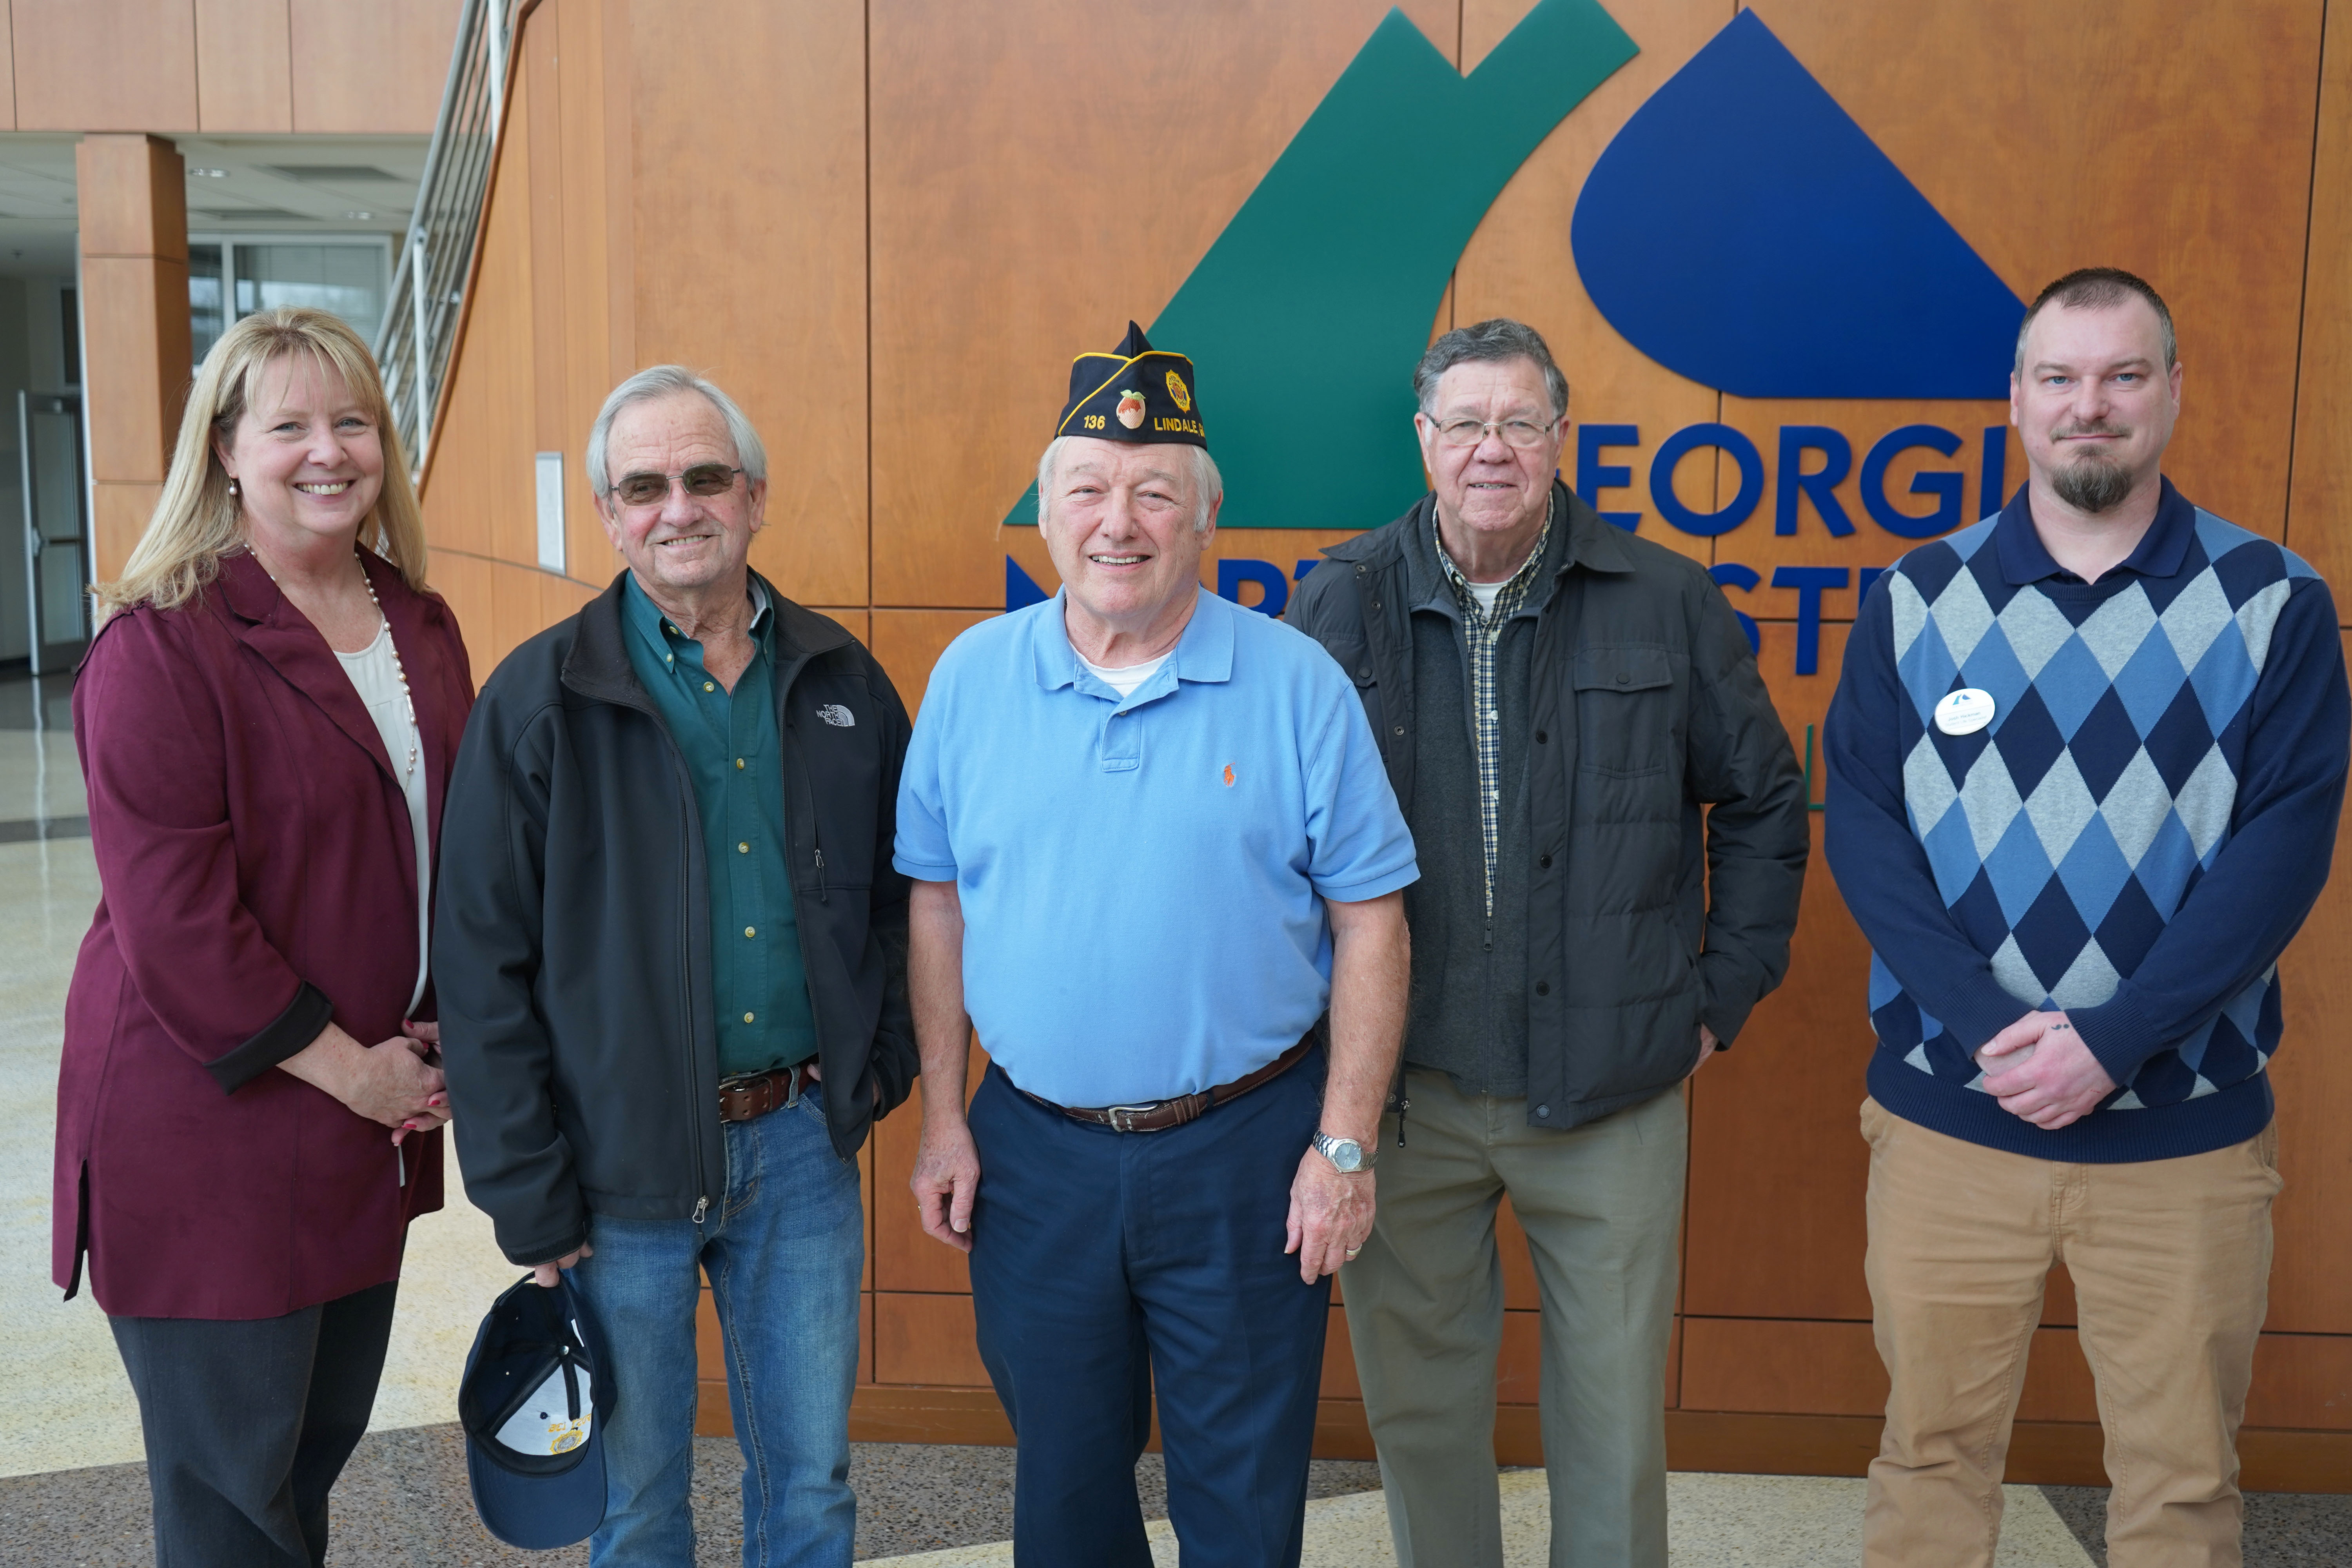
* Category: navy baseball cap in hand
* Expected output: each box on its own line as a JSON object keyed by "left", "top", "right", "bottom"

{"left": 459, "top": 1272, "right": 615, "bottom": 1550}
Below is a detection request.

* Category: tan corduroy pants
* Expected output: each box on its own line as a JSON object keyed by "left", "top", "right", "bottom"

{"left": 1858, "top": 1096, "right": 2281, "bottom": 1568}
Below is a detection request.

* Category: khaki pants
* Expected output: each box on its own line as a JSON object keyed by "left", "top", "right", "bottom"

{"left": 1860, "top": 1097, "right": 2281, "bottom": 1568}
{"left": 1342, "top": 1068, "right": 1686, "bottom": 1568}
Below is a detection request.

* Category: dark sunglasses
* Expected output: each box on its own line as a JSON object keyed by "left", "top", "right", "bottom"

{"left": 610, "top": 464, "right": 744, "bottom": 508}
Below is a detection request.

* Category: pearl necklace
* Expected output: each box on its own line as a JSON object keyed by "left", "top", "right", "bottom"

{"left": 356, "top": 561, "right": 421, "bottom": 784}
{"left": 258, "top": 544, "right": 420, "bottom": 782}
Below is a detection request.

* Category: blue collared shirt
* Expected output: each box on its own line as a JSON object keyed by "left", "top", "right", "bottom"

{"left": 620, "top": 575, "right": 819, "bottom": 1078}
{"left": 894, "top": 588, "right": 1418, "bottom": 1106}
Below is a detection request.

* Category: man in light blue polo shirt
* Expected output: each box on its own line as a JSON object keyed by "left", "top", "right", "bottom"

{"left": 898, "top": 324, "right": 1416, "bottom": 1568}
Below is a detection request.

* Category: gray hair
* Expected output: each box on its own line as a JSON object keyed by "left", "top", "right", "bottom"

{"left": 1035, "top": 437, "right": 1223, "bottom": 538}
{"left": 2013, "top": 267, "right": 2177, "bottom": 376}
{"left": 585, "top": 365, "right": 768, "bottom": 499}
{"left": 1413, "top": 318, "right": 1570, "bottom": 421}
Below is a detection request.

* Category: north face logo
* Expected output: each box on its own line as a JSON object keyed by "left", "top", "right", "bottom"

{"left": 817, "top": 705, "right": 855, "bottom": 728}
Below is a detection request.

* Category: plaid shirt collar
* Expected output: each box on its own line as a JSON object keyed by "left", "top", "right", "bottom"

{"left": 1432, "top": 490, "right": 1557, "bottom": 627}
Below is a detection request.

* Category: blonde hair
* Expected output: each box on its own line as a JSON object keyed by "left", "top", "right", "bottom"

{"left": 95, "top": 306, "right": 426, "bottom": 615}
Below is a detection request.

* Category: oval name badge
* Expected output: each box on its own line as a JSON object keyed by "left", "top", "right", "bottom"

{"left": 1934, "top": 687, "right": 1997, "bottom": 736}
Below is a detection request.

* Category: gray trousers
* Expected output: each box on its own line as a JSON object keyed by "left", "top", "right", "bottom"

{"left": 110, "top": 1279, "right": 397, "bottom": 1568}
{"left": 1341, "top": 1069, "right": 1686, "bottom": 1568}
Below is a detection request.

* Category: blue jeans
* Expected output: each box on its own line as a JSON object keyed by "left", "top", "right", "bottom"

{"left": 566, "top": 1081, "right": 862, "bottom": 1568}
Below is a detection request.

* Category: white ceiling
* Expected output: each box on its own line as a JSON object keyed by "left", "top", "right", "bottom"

{"left": 0, "top": 132, "right": 428, "bottom": 280}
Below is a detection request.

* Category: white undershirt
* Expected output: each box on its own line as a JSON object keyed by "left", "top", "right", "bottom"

{"left": 1077, "top": 650, "right": 1172, "bottom": 700}
{"left": 1465, "top": 579, "right": 1506, "bottom": 615}
{"left": 337, "top": 622, "right": 430, "bottom": 1014}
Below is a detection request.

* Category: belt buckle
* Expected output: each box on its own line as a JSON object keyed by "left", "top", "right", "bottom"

{"left": 1103, "top": 1103, "right": 1159, "bottom": 1133}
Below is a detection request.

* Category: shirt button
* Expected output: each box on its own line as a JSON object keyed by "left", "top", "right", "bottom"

{"left": 735, "top": 758, "right": 746, "bottom": 769}
{"left": 738, "top": 842, "right": 749, "bottom": 854}
{"left": 1537, "top": 1104, "right": 1550, "bottom": 1118}
{"left": 1535, "top": 980, "right": 1550, "bottom": 995}
{"left": 1538, "top": 854, "right": 1552, "bottom": 868}
{"left": 743, "top": 1012, "right": 755, "bottom": 1024}
{"left": 1535, "top": 730, "right": 1547, "bottom": 743}
{"left": 1617, "top": 671, "right": 1630, "bottom": 684}
{"left": 744, "top": 926, "right": 757, "bottom": 938}
{"left": 704, "top": 681, "right": 716, "bottom": 693}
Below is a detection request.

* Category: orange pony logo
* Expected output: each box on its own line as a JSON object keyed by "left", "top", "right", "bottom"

{"left": 1222, "top": 764, "right": 1236, "bottom": 787}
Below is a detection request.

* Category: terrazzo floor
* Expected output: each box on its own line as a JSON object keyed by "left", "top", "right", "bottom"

{"left": 2, "top": 671, "right": 2346, "bottom": 1564}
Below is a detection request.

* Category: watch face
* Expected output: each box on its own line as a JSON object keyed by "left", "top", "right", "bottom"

{"left": 1321, "top": 1135, "right": 1363, "bottom": 1172}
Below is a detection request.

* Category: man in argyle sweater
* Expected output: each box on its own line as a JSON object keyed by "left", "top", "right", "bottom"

{"left": 1826, "top": 268, "right": 2348, "bottom": 1568}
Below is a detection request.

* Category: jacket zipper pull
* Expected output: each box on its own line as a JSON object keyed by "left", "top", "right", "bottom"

{"left": 814, "top": 846, "right": 828, "bottom": 904}
{"left": 692, "top": 1196, "right": 709, "bottom": 1226}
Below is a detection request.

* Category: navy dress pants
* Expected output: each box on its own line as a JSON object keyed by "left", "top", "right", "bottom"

{"left": 967, "top": 1049, "right": 1333, "bottom": 1568}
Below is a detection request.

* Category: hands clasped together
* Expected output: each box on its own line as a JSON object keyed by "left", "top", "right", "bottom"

{"left": 1974, "top": 1009, "right": 2119, "bottom": 1131}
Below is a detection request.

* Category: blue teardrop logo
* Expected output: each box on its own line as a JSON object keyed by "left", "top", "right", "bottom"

{"left": 1572, "top": 11, "right": 2025, "bottom": 401}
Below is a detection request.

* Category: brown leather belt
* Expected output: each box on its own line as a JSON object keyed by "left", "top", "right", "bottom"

{"left": 717, "top": 1061, "right": 812, "bottom": 1124}
{"left": 1022, "top": 1031, "right": 1317, "bottom": 1133}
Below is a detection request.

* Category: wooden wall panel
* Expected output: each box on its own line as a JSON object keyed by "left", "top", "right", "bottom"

{"left": 1755, "top": 0, "right": 2321, "bottom": 539}
{"left": 876, "top": 1292, "right": 992, "bottom": 1388}
{"left": 288, "top": 0, "right": 460, "bottom": 134}
{"left": 869, "top": 610, "right": 996, "bottom": 717}
{"left": 2270, "top": 648, "right": 2352, "bottom": 1334}
{"left": 630, "top": 0, "right": 866, "bottom": 608}
{"left": 867, "top": 0, "right": 1459, "bottom": 610}
{"left": 2249, "top": 1332, "right": 2352, "bottom": 1430}
{"left": 419, "top": 40, "right": 541, "bottom": 575}
{"left": 2286, "top": 0, "right": 2352, "bottom": 590}
{"left": 195, "top": 0, "right": 294, "bottom": 132}
{"left": 13, "top": 1, "right": 198, "bottom": 131}
{"left": 871, "top": 1040, "right": 986, "bottom": 1296}
{"left": 1686, "top": 621, "right": 1874, "bottom": 1321}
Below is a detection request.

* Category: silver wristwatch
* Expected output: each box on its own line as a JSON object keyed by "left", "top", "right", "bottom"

{"left": 1312, "top": 1131, "right": 1368, "bottom": 1173}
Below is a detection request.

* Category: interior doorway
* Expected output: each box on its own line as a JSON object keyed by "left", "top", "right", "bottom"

{"left": 19, "top": 390, "right": 84, "bottom": 673}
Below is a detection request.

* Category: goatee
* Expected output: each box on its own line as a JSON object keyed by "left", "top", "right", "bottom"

{"left": 2053, "top": 456, "right": 2134, "bottom": 514}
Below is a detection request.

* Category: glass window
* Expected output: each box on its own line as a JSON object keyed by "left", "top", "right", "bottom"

{"left": 233, "top": 244, "right": 388, "bottom": 345}
{"left": 189, "top": 244, "right": 224, "bottom": 368}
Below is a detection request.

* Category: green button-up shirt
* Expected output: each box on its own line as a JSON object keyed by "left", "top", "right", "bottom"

{"left": 621, "top": 575, "right": 818, "bottom": 1079}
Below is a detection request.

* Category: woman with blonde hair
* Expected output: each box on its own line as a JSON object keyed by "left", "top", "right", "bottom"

{"left": 54, "top": 306, "right": 475, "bottom": 1566}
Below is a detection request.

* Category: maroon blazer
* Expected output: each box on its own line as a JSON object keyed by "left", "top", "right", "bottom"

{"left": 54, "top": 548, "right": 474, "bottom": 1319}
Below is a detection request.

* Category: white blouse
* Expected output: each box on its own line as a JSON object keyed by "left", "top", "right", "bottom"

{"left": 336, "top": 621, "right": 430, "bottom": 1015}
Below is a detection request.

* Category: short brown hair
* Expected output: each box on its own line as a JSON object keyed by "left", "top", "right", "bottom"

{"left": 2013, "top": 267, "right": 2176, "bottom": 375}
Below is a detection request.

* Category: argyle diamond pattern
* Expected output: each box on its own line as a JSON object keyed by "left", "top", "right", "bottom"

{"left": 1869, "top": 509, "right": 2315, "bottom": 1109}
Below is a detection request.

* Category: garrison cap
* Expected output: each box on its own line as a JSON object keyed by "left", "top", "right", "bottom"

{"left": 1056, "top": 321, "right": 1207, "bottom": 448}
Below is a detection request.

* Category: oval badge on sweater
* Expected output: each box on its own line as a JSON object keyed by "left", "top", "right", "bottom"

{"left": 1934, "top": 688, "right": 1996, "bottom": 736}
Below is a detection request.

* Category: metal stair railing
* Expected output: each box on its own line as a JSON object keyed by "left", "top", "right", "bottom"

{"left": 375, "top": 0, "right": 522, "bottom": 474}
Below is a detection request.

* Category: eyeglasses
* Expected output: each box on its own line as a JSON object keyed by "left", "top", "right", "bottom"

{"left": 1425, "top": 416, "right": 1560, "bottom": 450}
{"left": 609, "top": 464, "right": 744, "bottom": 507}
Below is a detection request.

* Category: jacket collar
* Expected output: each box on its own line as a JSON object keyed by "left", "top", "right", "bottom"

{"left": 213, "top": 548, "right": 425, "bottom": 793}
{"left": 565, "top": 568, "right": 848, "bottom": 707}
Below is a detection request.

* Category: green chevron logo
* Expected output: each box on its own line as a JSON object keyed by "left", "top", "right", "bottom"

{"left": 1004, "top": 0, "right": 1639, "bottom": 533}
